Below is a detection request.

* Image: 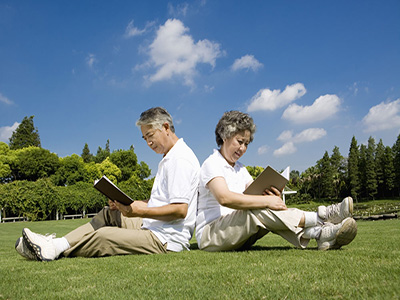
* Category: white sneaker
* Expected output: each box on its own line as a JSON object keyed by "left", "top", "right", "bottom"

{"left": 318, "top": 197, "right": 353, "bottom": 224}
{"left": 317, "top": 217, "right": 357, "bottom": 251}
{"left": 22, "top": 228, "right": 59, "bottom": 261}
{"left": 15, "top": 237, "right": 37, "bottom": 260}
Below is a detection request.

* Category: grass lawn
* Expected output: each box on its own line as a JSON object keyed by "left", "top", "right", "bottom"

{"left": 1, "top": 217, "right": 399, "bottom": 299}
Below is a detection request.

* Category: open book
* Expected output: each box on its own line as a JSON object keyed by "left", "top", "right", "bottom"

{"left": 94, "top": 175, "right": 134, "bottom": 205}
{"left": 244, "top": 166, "right": 289, "bottom": 195}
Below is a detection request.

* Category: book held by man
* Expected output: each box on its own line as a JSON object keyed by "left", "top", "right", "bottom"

{"left": 244, "top": 166, "right": 288, "bottom": 195}
{"left": 94, "top": 175, "right": 134, "bottom": 205}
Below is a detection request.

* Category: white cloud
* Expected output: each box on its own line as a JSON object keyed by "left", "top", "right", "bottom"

{"left": 257, "top": 145, "right": 269, "bottom": 155}
{"left": 146, "top": 19, "right": 222, "bottom": 86}
{"left": 124, "top": 20, "right": 154, "bottom": 38}
{"left": 247, "top": 83, "right": 306, "bottom": 112}
{"left": 86, "top": 53, "right": 97, "bottom": 68}
{"left": 0, "top": 122, "right": 19, "bottom": 142}
{"left": 0, "top": 93, "right": 13, "bottom": 105}
{"left": 231, "top": 55, "right": 263, "bottom": 72}
{"left": 274, "top": 128, "right": 326, "bottom": 157}
{"left": 293, "top": 128, "right": 327, "bottom": 143}
{"left": 362, "top": 99, "right": 400, "bottom": 132}
{"left": 282, "top": 94, "right": 341, "bottom": 123}
{"left": 273, "top": 142, "right": 296, "bottom": 157}
{"left": 168, "top": 3, "right": 189, "bottom": 17}
{"left": 277, "top": 130, "right": 293, "bottom": 142}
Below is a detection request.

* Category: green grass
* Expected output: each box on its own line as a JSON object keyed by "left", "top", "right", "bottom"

{"left": 1, "top": 218, "right": 399, "bottom": 299}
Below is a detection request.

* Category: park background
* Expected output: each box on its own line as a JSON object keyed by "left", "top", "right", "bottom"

{"left": 0, "top": 2, "right": 400, "bottom": 299}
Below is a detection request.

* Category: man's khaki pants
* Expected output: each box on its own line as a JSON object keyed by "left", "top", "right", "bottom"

{"left": 200, "top": 208, "right": 310, "bottom": 251}
{"left": 62, "top": 207, "right": 167, "bottom": 257}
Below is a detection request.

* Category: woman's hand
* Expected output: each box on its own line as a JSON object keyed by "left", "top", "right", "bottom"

{"left": 263, "top": 186, "right": 287, "bottom": 210}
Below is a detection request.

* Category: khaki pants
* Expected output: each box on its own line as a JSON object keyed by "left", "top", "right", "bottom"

{"left": 62, "top": 207, "right": 168, "bottom": 257}
{"left": 200, "top": 208, "right": 310, "bottom": 251}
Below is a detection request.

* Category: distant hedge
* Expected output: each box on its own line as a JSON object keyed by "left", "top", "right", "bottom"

{"left": 0, "top": 178, "right": 152, "bottom": 221}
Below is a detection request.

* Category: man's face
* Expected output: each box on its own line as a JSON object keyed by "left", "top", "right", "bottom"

{"left": 140, "top": 124, "right": 170, "bottom": 155}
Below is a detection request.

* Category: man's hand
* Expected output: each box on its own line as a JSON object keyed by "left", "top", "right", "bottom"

{"left": 108, "top": 199, "right": 118, "bottom": 210}
{"left": 114, "top": 201, "right": 148, "bottom": 218}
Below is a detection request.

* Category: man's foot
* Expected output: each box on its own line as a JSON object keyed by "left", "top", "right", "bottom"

{"left": 317, "top": 217, "right": 357, "bottom": 251}
{"left": 22, "top": 228, "right": 59, "bottom": 261}
{"left": 318, "top": 197, "right": 353, "bottom": 224}
{"left": 15, "top": 237, "right": 37, "bottom": 260}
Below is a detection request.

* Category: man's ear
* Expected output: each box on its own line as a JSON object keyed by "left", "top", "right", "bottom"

{"left": 163, "top": 122, "right": 170, "bottom": 132}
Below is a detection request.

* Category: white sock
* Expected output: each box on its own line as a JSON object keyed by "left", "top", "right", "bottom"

{"left": 303, "top": 211, "right": 324, "bottom": 228}
{"left": 303, "top": 226, "right": 322, "bottom": 239}
{"left": 303, "top": 212, "right": 318, "bottom": 228}
{"left": 53, "top": 237, "right": 70, "bottom": 254}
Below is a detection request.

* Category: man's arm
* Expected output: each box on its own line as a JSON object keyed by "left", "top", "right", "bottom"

{"left": 114, "top": 201, "right": 188, "bottom": 221}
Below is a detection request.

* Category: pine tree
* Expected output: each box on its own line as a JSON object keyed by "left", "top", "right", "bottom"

{"left": 81, "top": 143, "right": 94, "bottom": 163}
{"left": 375, "top": 139, "right": 385, "bottom": 197}
{"left": 331, "top": 146, "right": 345, "bottom": 199}
{"left": 317, "top": 151, "right": 334, "bottom": 199}
{"left": 358, "top": 144, "right": 367, "bottom": 199}
{"left": 9, "top": 116, "right": 41, "bottom": 150}
{"left": 348, "top": 136, "right": 360, "bottom": 201}
{"left": 393, "top": 134, "right": 400, "bottom": 196}
{"left": 383, "top": 146, "right": 395, "bottom": 197}
{"left": 365, "top": 137, "right": 378, "bottom": 200}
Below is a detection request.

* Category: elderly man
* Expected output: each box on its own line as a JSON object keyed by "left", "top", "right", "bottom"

{"left": 17, "top": 107, "right": 200, "bottom": 261}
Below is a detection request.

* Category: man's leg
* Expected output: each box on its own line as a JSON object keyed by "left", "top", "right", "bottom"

{"left": 64, "top": 206, "right": 122, "bottom": 247}
{"left": 63, "top": 227, "right": 168, "bottom": 257}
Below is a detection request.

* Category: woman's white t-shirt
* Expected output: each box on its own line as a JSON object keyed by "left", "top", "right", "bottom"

{"left": 196, "top": 149, "right": 253, "bottom": 246}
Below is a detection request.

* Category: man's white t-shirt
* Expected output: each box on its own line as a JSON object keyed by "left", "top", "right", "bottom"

{"left": 142, "top": 138, "right": 200, "bottom": 252}
{"left": 195, "top": 149, "right": 253, "bottom": 246}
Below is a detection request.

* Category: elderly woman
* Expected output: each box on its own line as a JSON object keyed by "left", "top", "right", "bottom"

{"left": 196, "top": 111, "right": 357, "bottom": 251}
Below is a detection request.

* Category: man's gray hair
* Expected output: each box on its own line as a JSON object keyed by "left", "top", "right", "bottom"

{"left": 215, "top": 111, "right": 256, "bottom": 146}
{"left": 136, "top": 107, "right": 175, "bottom": 133}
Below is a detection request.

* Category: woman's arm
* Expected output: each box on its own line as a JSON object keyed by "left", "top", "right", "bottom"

{"left": 208, "top": 177, "right": 287, "bottom": 211}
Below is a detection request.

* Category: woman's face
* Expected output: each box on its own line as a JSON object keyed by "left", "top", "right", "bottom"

{"left": 220, "top": 130, "right": 251, "bottom": 166}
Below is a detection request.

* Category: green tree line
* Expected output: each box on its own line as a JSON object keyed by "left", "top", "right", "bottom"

{"left": 0, "top": 116, "right": 153, "bottom": 221}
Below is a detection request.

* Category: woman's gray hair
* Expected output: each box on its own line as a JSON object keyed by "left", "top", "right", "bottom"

{"left": 215, "top": 111, "right": 256, "bottom": 146}
{"left": 136, "top": 107, "right": 175, "bottom": 133}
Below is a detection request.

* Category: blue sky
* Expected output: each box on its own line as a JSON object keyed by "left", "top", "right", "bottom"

{"left": 1, "top": 0, "right": 400, "bottom": 174}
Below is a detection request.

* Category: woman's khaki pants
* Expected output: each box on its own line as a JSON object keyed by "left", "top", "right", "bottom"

{"left": 200, "top": 208, "right": 310, "bottom": 251}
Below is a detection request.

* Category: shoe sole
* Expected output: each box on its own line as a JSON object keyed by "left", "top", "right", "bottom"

{"left": 333, "top": 218, "right": 357, "bottom": 249}
{"left": 15, "top": 237, "right": 38, "bottom": 261}
{"left": 22, "top": 228, "right": 50, "bottom": 262}
{"left": 346, "top": 197, "right": 354, "bottom": 216}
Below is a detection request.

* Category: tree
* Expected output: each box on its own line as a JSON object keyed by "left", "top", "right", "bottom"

{"left": 0, "top": 142, "right": 12, "bottom": 182}
{"left": 393, "top": 134, "right": 400, "bottom": 196}
{"left": 9, "top": 146, "right": 60, "bottom": 181}
{"left": 330, "top": 146, "right": 346, "bottom": 199}
{"left": 358, "top": 144, "right": 367, "bottom": 199}
{"left": 317, "top": 151, "right": 334, "bottom": 199}
{"left": 365, "top": 137, "right": 378, "bottom": 200}
{"left": 383, "top": 146, "right": 395, "bottom": 197}
{"left": 9, "top": 116, "right": 41, "bottom": 150}
{"left": 52, "top": 154, "right": 88, "bottom": 186}
{"left": 348, "top": 136, "right": 360, "bottom": 201}
{"left": 81, "top": 143, "right": 94, "bottom": 163}
{"left": 95, "top": 140, "right": 111, "bottom": 163}
{"left": 110, "top": 148, "right": 138, "bottom": 182}
{"left": 375, "top": 139, "right": 385, "bottom": 197}
{"left": 246, "top": 166, "right": 264, "bottom": 180}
